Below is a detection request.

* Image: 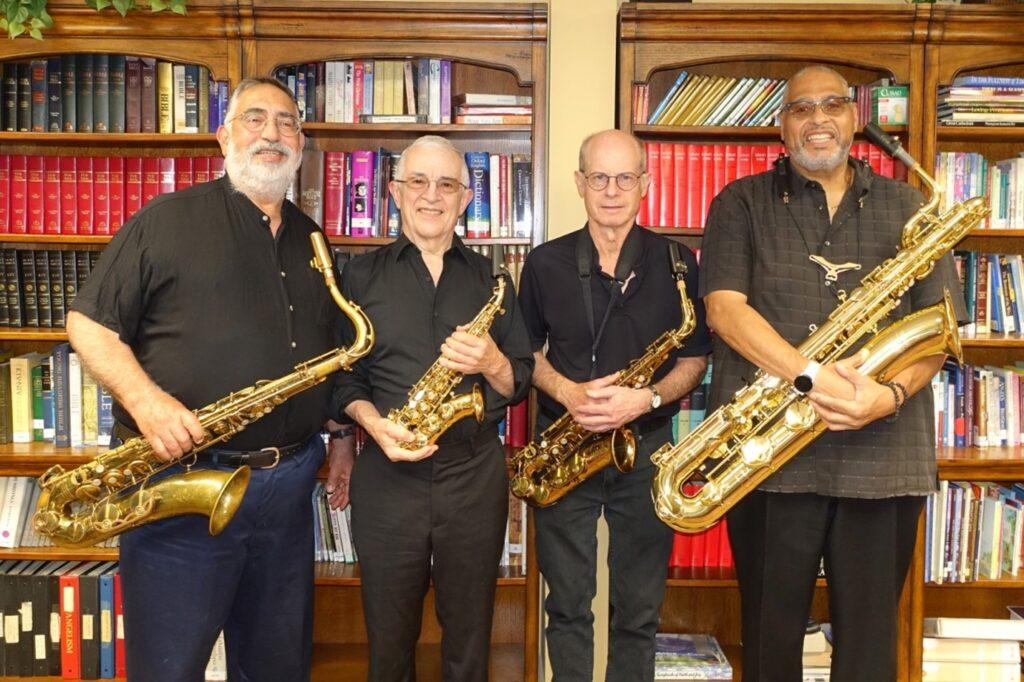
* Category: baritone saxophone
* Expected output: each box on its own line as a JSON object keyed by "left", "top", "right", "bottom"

{"left": 651, "top": 123, "right": 983, "bottom": 532}
{"left": 510, "top": 243, "right": 696, "bottom": 507}
{"left": 33, "top": 232, "right": 375, "bottom": 548}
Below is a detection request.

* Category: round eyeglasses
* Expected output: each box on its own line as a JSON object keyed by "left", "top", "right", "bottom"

{"left": 394, "top": 176, "right": 467, "bottom": 195}
{"left": 582, "top": 172, "right": 643, "bottom": 192}
{"left": 229, "top": 110, "right": 303, "bottom": 137}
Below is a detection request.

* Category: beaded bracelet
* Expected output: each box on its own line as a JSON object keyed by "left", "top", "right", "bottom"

{"left": 883, "top": 381, "right": 904, "bottom": 423}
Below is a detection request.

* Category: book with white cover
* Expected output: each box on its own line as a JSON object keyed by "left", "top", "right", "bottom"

{"left": 922, "top": 660, "right": 1019, "bottom": 682}
{"left": 923, "top": 637, "right": 1020, "bottom": 663}
{"left": 205, "top": 630, "right": 227, "bottom": 681}
{"left": 924, "top": 617, "right": 1024, "bottom": 641}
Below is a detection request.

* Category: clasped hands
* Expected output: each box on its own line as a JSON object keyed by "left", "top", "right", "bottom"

{"left": 559, "top": 373, "right": 650, "bottom": 434}
{"left": 805, "top": 349, "right": 897, "bottom": 431}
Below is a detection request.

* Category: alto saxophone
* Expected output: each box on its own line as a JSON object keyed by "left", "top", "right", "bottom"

{"left": 388, "top": 272, "right": 507, "bottom": 449}
{"left": 510, "top": 245, "right": 696, "bottom": 507}
{"left": 33, "top": 232, "right": 375, "bottom": 548}
{"left": 651, "top": 124, "right": 984, "bottom": 532}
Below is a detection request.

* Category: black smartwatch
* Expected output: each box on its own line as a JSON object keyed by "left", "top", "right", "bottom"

{"left": 793, "top": 361, "right": 821, "bottom": 394}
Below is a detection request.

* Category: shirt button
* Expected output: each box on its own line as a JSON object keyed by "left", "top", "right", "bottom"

{"left": 289, "top": 304, "right": 294, "bottom": 312}
{"left": 262, "top": 215, "right": 268, "bottom": 222}
{"left": 825, "top": 280, "right": 832, "bottom": 287}
{"left": 291, "top": 341, "right": 297, "bottom": 348}
{"left": 824, "top": 240, "right": 831, "bottom": 247}
{"left": 281, "top": 271, "right": 286, "bottom": 278}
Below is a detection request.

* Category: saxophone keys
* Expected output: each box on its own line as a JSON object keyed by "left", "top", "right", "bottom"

{"left": 784, "top": 401, "right": 817, "bottom": 432}
{"left": 739, "top": 436, "right": 772, "bottom": 468}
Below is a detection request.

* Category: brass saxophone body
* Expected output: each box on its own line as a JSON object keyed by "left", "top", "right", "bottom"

{"left": 510, "top": 254, "right": 696, "bottom": 507}
{"left": 388, "top": 274, "right": 507, "bottom": 449}
{"left": 33, "top": 232, "right": 375, "bottom": 548}
{"left": 651, "top": 125, "right": 984, "bottom": 532}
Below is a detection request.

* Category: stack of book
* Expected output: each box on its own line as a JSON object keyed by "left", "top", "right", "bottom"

{"left": 0, "top": 56, "right": 228, "bottom": 134}
{"left": 924, "top": 479, "right": 1024, "bottom": 584}
{"left": 922, "top": 617, "right": 1024, "bottom": 680}
{"left": 274, "top": 59, "right": 459, "bottom": 124}
{"left": 0, "top": 477, "right": 119, "bottom": 550}
{"left": 938, "top": 76, "right": 1024, "bottom": 127}
{"left": 653, "top": 633, "right": 733, "bottom": 680}
{"left": 854, "top": 78, "right": 908, "bottom": 126}
{"left": 639, "top": 72, "right": 786, "bottom": 127}
{"left": 802, "top": 622, "right": 832, "bottom": 682}
{"left": 932, "top": 359, "right": 1024, "bottom": 451}
{"left": 953, "top": 251, "right": 1024, "bottom": 336}
{"left": 935, "top": 151, "right": 1024, "bottom": 229}
{"left": 453, "top": 93, "right": 533, "bottom": 125}
{"left": 0, "top": 154, "right": 226, "bottom": 235}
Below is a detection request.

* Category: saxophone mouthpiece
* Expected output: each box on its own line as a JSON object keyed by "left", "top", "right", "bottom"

{"left": 491, "top": 244, "right": 506, "bottom": 278}
{"left": 863, "top": 122, "right": 915, "bottom": 170}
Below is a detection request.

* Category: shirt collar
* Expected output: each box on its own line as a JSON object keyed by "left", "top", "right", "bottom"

{"left": 390, "top": 231, "right": 472, "bottom": 264}
{"left": 222, "top": 173, "right": 292, "bottom": 230}
{"left": 773, "top": 155, "right": 873, "bottom": 203}
{"left": 581, "top": 222, "right": 648, "bottom": 278}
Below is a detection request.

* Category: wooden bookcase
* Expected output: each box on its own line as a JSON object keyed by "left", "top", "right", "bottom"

{"left": 0, "top": 2, "right": 547, "bottom": 680}
{"left": 618, "top": 3, "right": 1024, "bottom": 681}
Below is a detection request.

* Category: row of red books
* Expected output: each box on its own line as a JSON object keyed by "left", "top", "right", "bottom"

{"left": 640, "top": 141, "right": 909, "bottom": 230}
{"left": 669, "top": 519, "right": 734, "bottom": 570}
{"left": 0, "top": 154, "right": 225, "bottom": 235}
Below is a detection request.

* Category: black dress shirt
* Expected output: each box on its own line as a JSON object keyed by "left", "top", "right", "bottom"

{"left": 71, "top": 175, "right": 338, "bottom": 449}
{"left": 518, "top": 224, "right": 713, "bottom": 423}
{"left": 699, "top": 156, "right": 967, "bottom": 498}
{"left": 330, "top": 233, "right": 534, "bottom": 443}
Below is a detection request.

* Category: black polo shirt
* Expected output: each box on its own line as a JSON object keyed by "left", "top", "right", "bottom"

{"left": 330, "top": 233, "right": 534, "bottom": 442}
{"left": 518, "top": 224, "right": 713, "bottom": 424}
{"left": 699, "top": 156, "right": 967, "bottom": 498}
{"left": 72, "top": 175, "right": 337, "bottom": 449}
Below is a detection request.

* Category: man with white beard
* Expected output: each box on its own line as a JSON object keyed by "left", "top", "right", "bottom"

{"left": 66, "top": 77, "right": 345, "bottom": 681}
{"left": 699, "top": 65, "right": 964, "bottom": 681}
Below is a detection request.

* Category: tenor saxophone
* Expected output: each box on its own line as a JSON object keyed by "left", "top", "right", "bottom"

{"left": 388, "top": 273, "right": 507, "bottom": 449}
{"left": 651, "top": 124, "right": 984, "bottom": 532}
{"left": 33, "top": 232, "right": 375, "bottom": 548}
{"left": 510, "top": 246, "right": 696, "bottom": 507}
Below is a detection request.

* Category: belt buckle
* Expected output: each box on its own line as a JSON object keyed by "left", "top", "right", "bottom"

{"left": 259, "top": 446, "right": 282, "bottom": 469}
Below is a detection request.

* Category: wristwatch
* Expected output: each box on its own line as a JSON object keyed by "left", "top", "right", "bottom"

{"left": 648, "top": 385, "right": 663, "bottom": 410}
{"left": 793, "top": 360, "right": 822, "bottom": 394}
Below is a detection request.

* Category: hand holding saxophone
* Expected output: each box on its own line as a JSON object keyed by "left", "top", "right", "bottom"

{"left": 807, "top": 350, "right": 899, "bottom": 431}
{"left": 568, "top": 374, "right": 652, "bottom": 433}
{"left": 126, "top": 387, "right": 206, "bottom": 461}
{"left": 365, "top": 411, "right": 438, "bottom": 462}
{"left": 439, "top": 325, "right": 509, "bottom": 382}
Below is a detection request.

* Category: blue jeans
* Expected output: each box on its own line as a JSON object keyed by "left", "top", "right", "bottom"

{"left": 533, "top": 420, "right": 674, "bottom": 682}
{"left": 119, "top": 436, "right": 324, "bottom": 682}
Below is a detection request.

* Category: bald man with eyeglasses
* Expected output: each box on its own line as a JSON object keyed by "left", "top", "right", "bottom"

{"left": 517, "top": 129, "right": 712, "bottom": 681}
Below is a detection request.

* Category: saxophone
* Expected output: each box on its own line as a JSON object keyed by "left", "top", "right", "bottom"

{"left": 33, "top": 232, "right": 375, "bottom": 548}
{"left": 388, "top": 272, "right": 507, "bottom": 449}
{"left": 651, "top": 123, "right": 984, "bottom": 533}
{"left": 510, "top": 245, "right": 696, "bottom": 507}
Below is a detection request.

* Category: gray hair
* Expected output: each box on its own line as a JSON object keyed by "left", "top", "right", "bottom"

{"left": 395, "top": 135, "right": 470, "bottom": 186}
{"left": 224, "top": 76, "right": 301, "bottom": 124}
{"left": 781, "top": 65, "right": 851, "bottom": 105}
{"left": 578, "top": 130, "right": 646, "bottom": 173}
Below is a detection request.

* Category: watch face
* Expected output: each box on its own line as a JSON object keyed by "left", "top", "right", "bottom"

{"left": 794, "top": 374, "right": 813, "bottom": 393}
{"left": 651, "top": 393, "right": 662, "bottom": 409}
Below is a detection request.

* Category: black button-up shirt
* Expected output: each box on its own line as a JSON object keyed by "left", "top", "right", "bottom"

{"left": 700, "top": 156, "right": 967, "bottom": 498}
{"left": 72, "top": 175, "right": 337, "bottom": 449}
{"left": 330, "top": 233, "right": 534, "bottom": 443}
{"left": 518, "top": 225, "right": 713, "bottom": 423}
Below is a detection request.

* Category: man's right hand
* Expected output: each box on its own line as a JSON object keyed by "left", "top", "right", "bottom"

{"left": 129, "top": 388, "right": 206, "bottom": 462}
{"left": 557, "top": 373, "right": 622, "bottom": 432}
{"left": 367, "top": 416, "right": 437, "bottom": 462}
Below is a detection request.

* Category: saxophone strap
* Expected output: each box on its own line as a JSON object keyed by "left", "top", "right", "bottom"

{"left": 576, "top": 225, "right": 642, "bottom": 379}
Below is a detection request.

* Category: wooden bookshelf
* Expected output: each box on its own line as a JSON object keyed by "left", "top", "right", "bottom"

{"left": 0, "top": 2, "right": 547, "bottom": 681}
{"left": 620, "top": 3, "right": 1024, "bottom": 681}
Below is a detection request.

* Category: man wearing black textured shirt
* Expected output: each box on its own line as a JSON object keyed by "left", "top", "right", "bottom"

{"left": 331, "top": 135, "right": 534, "bottom": 682}
{"left": 518, "top": 129, "right": 712, "bottom": 681}
{"left": 68, "top": 77, "right": 344, "bottom": 681}
{"left": 700, "top": 65, "right": 966, "bottom": 682}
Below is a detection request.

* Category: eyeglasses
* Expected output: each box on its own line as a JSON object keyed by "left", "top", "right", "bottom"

{"left": 779, "top": 96, "right": 855, "bottom": 120}
{"left": 581, "top": 172, "right": 644, "bottom": 192}
{"left": 394, "top": 176, "right": 467, "bottom": 195}
{"left": 228, "top": 109, "right": 302, "bottom": 137}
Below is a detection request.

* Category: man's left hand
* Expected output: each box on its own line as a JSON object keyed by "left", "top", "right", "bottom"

{"left": 439, "top": 326, "right": 504, "bottom": 376}
{"left": 807, "top": 352, "right": 895, "bottom": 431}
{"left": 325, "top": 434, "right": 356, "bottom": 510}
{"left": 573, "top": 384, "right": 651, "bottom": 433}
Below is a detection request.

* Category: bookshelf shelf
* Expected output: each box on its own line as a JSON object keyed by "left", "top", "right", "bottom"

{"left": 0, "top": 132, "right": 219, "bottom": 146}
{"left": 0, "top": 546, "right": 117, "bottom": 561}
{"left": 0, "top": 235, "right": 111, "bottom": 245}
{"left": 959, "top": 332, "right": 1024, "bottom": 348}
{"left": 925, "top": 575, "right": 1024, "bottom": 589}
{"left": 936, "top": 446, "right": 1024, "bottom": 481}
{"left": 936, "top": 126, "right": 1024, "bottom": 143}
{"left": 0, "top": 329, "right": 68, "bottom": 342}
{"left": 631, "top": 124, "right": 907, "bottom": 140}
{"left": 302, "top": 123, "right": 532, "bottom": 135}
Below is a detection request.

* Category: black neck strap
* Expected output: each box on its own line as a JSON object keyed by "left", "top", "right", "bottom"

{"left": 575, "top": 225, "right": 642, "bottom": 379}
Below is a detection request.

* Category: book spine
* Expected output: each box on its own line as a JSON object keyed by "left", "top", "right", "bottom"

{"left": 60, "top": 56, "right": 76, "bottom": 132}
{"left": 75, "top": 55, "right": 93, "bottom": 133}
{"left": 0, "top": 154, "right": 9, "bottom": 232}
{"left": 26, "top": 155, "right": 45, "bottom": 234}
{"left": 9, "top": 155, "right": 27, "bottom": 234}
{"left": 76, "top": 157, "right": 94, "bottom": 235}
{"left": 93, "top": 54, "right": 110, "bottom": 133}
{"left": 156, "top": 61, "right": 173, "bottom": 134}
{"left": 108, "top": 157, "right": 124, "bottom": 233}
{"left": 183, "top": 64, "right": 199, "bottom": 133}
{"left": 17, "top": 62, "right": 31, "bottom": 131}
{"left": 125, "top": 57, "right": 141, "bottom": 133}
{"left": 108, "top": 54, "right": 126, "bottom": 133}
{"left": 43, "top": 155, "right": 61, "bottom": 235}
{"left": 465, "top": 151, "right": 490, "bottom": 238}
{"left": 2, "top": 62, "right": 16, "bottom": 131}
{"left": 59, "top": 157, "right": 76, "bottom": 234}
{"left": 124, "top": 157, "right": 143, "bottom": 219}
{"left": 92, "top": 156, "right": 110, "bottom": 236}
{"left": 52, "top": 343, "right": 69, "bottom": 448}
{"left": 59, "top": 571, "right": 81, "bottom": 679}
{"left": 30, "top": 59, "right": 47, "bottom": 133}
{"left": 348, "top": 151, "right": 376, "bottom": 236}
{"left": 34, "top": 250, "right": 50, "bottom": 330}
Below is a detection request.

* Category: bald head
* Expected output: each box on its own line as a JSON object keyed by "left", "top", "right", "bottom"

{"left": 578, "top": 129, "right": 646, "bottom": 174}
{"left": 782, "top": 65, "right": 850, "bottom": 106}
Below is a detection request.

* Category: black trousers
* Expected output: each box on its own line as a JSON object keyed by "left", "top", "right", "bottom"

{"left": 349, "top": 427, "right": 509, "bottom": 682}
{"left": 728, "top": 491, "right": 924, "bottom": 682}
{"left": 533, "top": 420, "right": 674, "bottom": 682}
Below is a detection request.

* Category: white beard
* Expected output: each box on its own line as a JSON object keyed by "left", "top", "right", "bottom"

{"left": 223, "top": 136, "right": 301, "bottom": 204}
{"left": 789, "top": 136, "right": 853, "bottom": 173}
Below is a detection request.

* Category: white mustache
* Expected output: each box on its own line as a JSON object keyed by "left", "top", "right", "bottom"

{"left": 246, "top": 143, "right": 292, "bottom": 158}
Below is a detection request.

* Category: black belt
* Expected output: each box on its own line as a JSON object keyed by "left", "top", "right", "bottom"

{"left": 431, "top": 424, "right": 500, "bottom": 462}
{"left": 112, "top": 422, "right": 309, "bottom": 470}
